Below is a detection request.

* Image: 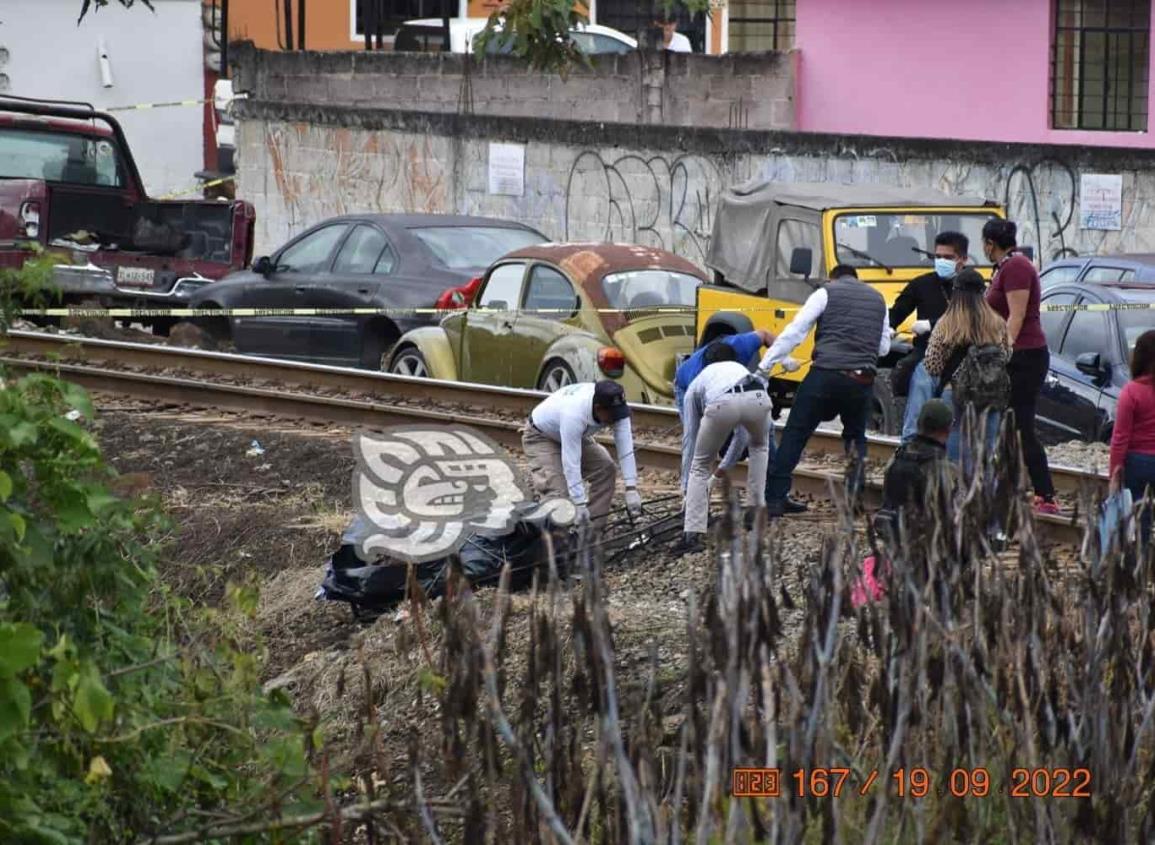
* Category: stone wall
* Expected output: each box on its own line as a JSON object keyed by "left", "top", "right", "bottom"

{"left": 234, "top": 98, "right": 1155, "bottom": 266}
{"left": 230, "top": 42, "right": 796, "bottom": 130}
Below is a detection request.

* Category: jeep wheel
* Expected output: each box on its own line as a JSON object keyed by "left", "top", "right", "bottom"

{"left": 538, "top": 360, "right": 576, "bottom": 393}
{"left": 870, "top": 372, "right": 905, "bottom": 436}
{"left": 390, "top": 347, "right": 429, "bottom": 378}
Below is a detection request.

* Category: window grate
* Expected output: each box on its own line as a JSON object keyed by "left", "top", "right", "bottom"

{"left": 1051, "top": 0, "right": 1151, "bottom": 131}
{"left": 728, "top": 0, "right": 795, "bottom": 52}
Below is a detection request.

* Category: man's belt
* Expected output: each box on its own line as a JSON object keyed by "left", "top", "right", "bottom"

{"left": 727, "top": 375, "right": 765, "bottom": 394}
{"left": 841, "top": 369, "right": 876, "bottom": 386}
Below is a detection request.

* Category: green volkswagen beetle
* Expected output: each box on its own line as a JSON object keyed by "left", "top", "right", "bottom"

{"left": 386, "top": 243, "right": 706, "bottom": 405}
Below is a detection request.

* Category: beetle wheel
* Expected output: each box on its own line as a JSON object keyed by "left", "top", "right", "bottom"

{"left": 538, "top": 360, "right": 576, "bottom": 393}
{"left": 390, "top": 347, "right": 429, "bottom": 378}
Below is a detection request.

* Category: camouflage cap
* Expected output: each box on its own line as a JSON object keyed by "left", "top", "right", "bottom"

{"left": 918, "top": 398, "right": 954, "bottom": 434}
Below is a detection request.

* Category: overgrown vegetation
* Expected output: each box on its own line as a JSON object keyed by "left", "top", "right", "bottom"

{"left": 358, "top": 431, "right": 1155, "bottom": 841}
{"left": 0, "top": 267, "right": 331, "bottom": 842}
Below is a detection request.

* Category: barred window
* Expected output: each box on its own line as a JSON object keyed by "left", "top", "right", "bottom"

{"left": 1051, "top": 0, "right": 1151, "bottom": 131}
{"left": 728, "top": 0, "right": 794, "bottom": 53}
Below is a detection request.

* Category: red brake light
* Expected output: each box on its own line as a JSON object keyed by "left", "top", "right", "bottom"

{"left": 435, "top": 288, "right": 466, "bottom": 310}
{"left": 434, "top": 277, "right": 484, "bottom": 311}
{"left": 597, "top": 346, "right": 626, "bottom": 377}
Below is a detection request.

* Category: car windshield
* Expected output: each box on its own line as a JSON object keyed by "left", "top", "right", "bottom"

{"left": 1120, "top": 303, "right": 1155, "bottom": 357}
{"left": 833, "top": 212, "right": 999, "bottom": 269}
{"left": 410, "top": 226, "right": 546, "bottom": 270}
{"left": 0, "top": 128, "right": 126, "bottom": 187}
{"left": 601, "top": 269, "right": 702, "bottom": 310}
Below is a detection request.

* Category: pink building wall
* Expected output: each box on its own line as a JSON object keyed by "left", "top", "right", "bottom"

{"left": 794, "top": 0, "right": 1155, "bottom": 149}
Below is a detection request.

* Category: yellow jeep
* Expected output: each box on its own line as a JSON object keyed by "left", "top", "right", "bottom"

{"left": 698, "top": 181, "right": 1005, "bottom": 434}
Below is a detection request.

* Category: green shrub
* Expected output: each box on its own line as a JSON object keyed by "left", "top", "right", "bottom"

{"left": 0, "top": 372, "right": 318, "bottom": 842}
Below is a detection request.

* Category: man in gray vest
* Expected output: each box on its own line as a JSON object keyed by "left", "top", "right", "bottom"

{"left": 757, "top": 265, "right": 892, "bottom": 516}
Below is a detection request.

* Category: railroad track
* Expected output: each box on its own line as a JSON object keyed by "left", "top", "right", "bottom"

{"left": 0, "top": 330, "right": 1092, "bottom": 543}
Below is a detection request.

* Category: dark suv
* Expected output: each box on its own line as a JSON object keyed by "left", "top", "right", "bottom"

{"left": 1038, "top": 281, "right": 1155, "bottom": 443}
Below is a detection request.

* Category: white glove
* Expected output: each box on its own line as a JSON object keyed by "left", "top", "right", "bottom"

{"left": 779, "top": 357, "right": 801, "bottom": 373}
{"left": 573, "top": 503, "right": 591, "bottom": 527}
{"left": 624, "top": 487, "right": 642, "bottom": 516}
{"left": 912, "top": 319, "right": 932, "bottom": 336}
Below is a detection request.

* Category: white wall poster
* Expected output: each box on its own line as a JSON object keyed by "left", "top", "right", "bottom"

{"left": 488, "top": 143, "right": 525, "bottom": 197}
{"left": 1080, "top": 174, "right": 1123, "bottom": 230}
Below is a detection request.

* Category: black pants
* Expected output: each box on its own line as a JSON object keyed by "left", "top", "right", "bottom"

{"left": 766, "top": 368, "right": 872, "bottom": 502}
{"left": 1008, "top": 346, "right": 1054, "bottom": 500}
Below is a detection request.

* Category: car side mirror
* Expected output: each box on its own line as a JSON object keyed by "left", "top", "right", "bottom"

{"left": 1075, "top": 352, "right": 1109, "bottom": 382}
{"left": 1019, "top": 245, "right": 1035, "bottom": 262}
{"left": 789, "top": 247, "right": 813, "bottom": 279}
{"left": 253, "top": 255, "right": 273, "bottom": 277}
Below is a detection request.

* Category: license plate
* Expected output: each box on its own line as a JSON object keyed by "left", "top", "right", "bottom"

{"left": 117, "top": 266, "right": 155, "bottom": 287}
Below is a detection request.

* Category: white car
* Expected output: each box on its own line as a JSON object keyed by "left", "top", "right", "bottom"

{"left": 394, "top": 18, "right": 637, "bottom": 55}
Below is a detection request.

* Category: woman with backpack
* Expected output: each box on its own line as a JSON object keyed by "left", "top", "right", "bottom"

{"left": 981, "top": 219, "right": 1058, "bottom": 514}
{"left": 1110, "top": 329, "right": 1155, "bottom": 541}
{"left": 922, "top": 269, "right": 1010, "bottom": 465}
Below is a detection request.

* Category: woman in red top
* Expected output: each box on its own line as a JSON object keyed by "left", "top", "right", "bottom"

{"left": 1111, "top": 330, "right": 1155, "bottom": 540}
{"left": 981, "top": 219, "right": 1057, "bottom": 513}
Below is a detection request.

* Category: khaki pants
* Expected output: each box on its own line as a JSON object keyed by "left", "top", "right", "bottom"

{"left": 684, "top": 389, "right": 772, "bottom": 534}
{"left": 522, "top": 425, "right": 618, "bottom": 519}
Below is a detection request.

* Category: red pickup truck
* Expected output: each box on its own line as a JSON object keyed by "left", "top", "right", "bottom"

{"left": 0, "top": 96, "right": 255, "bottom": 329}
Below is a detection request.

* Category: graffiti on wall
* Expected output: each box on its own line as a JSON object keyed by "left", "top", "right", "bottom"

{"left": 261, "top": 124, "right": 449, "bottom": 242}
{"left": 1002, "top": 159, "right": 1080, "bottom": 261}
{"left": 563, "top": 152, "right": 725, "bottom": 263}
{"left": 241, "top": 118, "right": 1155, "bottom": 268}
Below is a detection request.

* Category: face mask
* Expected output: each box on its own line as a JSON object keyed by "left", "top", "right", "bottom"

{"left": 934, "top": 257, "right": 957, "bottom": 279}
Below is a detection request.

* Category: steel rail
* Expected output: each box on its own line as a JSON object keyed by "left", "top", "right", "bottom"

{"left": 0, "top": 353, "right": 1083, "bottom": 545}
{"left": 0, "top": 331, "right": 1107, "bottom": 497}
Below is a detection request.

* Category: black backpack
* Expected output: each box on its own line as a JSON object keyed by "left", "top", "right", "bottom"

{"left": 939, "top": 343, "right": 1010, "bottom": 412}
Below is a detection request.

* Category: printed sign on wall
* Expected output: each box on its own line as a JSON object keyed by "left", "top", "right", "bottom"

{"left": 1080, "top": 174, "right": 1123, "bottom": 231}
{"left": 488, "top": 143, "right": 525, "bottom": 197}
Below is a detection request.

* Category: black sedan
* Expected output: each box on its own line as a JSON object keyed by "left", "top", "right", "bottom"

{"left": 190, "top": 214, "right": 547, "bottom": 368}
{"left": 1038, "top": 281, "right": 1155, "bottom": 443}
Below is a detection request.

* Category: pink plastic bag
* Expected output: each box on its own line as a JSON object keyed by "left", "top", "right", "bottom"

{"left": 851, "top": 555, "right": 889, "bottom": 608}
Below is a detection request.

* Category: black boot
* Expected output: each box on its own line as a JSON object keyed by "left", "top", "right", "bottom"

{"left": 784, "top": 497, "right": 809, "bottom": 514}
{"left": 672, "top": 532, "right": 705, "bottom": 556}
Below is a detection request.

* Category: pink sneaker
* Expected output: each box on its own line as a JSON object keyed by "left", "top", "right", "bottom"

{"left": 1034, "top": 497, "right": 1060, "bottom": 516}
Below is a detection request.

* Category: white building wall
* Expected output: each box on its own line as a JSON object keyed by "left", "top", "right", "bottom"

{"left": 0, "top": 0, "right": 206, "bottom": 197}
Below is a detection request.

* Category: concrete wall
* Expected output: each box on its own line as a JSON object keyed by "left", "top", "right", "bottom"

{"left": 0, "top": 0, "right": 207, "bottom": 195}
{"left": 795, "top": 0, "right": 1155, "bottom": 149}
{"left": 234, "top": 100, "right": 1155, "bottom": 266}
{"left": 230, "top": 42, "right": 796, "bottom": 129}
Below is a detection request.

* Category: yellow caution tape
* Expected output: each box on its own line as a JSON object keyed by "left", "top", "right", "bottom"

{"left": 16, "top": 301, "right": 1154, "bottom": 320}
{"left": 105, "top": 95, "right": 246, "bottom": 113}
{"left": 1040, "top": 301, "right": 1155, "bottom": 312}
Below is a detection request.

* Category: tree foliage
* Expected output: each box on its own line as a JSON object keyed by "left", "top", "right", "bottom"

{"left": 77, "top": 0, "right": 154, "bottom": 23}
{"left": 0, "top": 269, "right": 320, "bottom": 841}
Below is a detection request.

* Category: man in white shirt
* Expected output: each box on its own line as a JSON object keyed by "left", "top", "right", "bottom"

{"left": 655, "top": 14, "right": 692, "bottom": 52}
{"left": 674, "top": 344, "right": 773, "bottom": 555}
{"left": 522, "top": 380, "right": 642, "bottom": 525}
{"left": 757, "top": 264, "right": 893, "bottom": 516}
